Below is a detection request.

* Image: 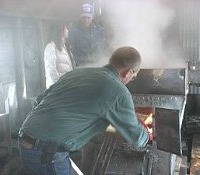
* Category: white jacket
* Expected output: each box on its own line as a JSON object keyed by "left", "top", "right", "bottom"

{"left": 44, "top": 42, "right": 73, "bottom": 88}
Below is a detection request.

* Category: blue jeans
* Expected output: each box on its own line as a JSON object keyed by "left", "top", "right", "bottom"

{"left": 18, "top": 138, "right": 73, "bottom": 175}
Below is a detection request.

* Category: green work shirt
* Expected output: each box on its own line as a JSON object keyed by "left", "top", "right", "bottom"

{"left": 22, "top": 64, "right": 149, "bottom": 151}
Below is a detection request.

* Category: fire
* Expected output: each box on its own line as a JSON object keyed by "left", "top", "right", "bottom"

{"left": 144, "top": 113, "right": 154, "bottom": 141}
{"left": 137, "top": 112, "right": 154, "bottom": 141}
{"left": 144, "top": 113, "right": 153, "bottom": 128}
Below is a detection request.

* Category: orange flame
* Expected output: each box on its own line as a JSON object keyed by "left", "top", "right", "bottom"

{"left": 144, "top": 113, "right": 153, "bottom": 128}
{"left": 144, "top": 113, "right": 153, "bottom": 141}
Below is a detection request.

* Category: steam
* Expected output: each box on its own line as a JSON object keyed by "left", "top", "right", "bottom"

{"left": 99, "top": 0, "right": 186, "bottom": 68}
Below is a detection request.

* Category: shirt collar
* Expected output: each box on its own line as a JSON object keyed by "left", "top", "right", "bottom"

{"left": 104, "top": 64, "right": 120, "bottom": 81}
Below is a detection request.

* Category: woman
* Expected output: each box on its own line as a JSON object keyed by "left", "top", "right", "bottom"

{"left": 44, "top": 22, "right": 75, "bottom": 88}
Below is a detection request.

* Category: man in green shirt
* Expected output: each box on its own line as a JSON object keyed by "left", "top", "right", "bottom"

{"left": 18, "top": 46, "right": 150, "bottom": 175}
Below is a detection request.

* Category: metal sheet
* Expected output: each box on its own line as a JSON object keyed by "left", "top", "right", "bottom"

{"left": 133, "top": 94, "right": 186, "bottom": 110}
{"left": 127, "top": 68, "right": 186, "bottom": 95}
{"left": 188, "top": 70, "right": 200, "bottom": 85}
{"left": 126, "top": 68, "right": 187, "bottom": 155}
{"left": 155, "top": 108, "right": 183, "bottom": 155}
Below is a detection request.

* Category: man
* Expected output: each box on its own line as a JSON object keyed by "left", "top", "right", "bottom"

{"left": 18, "top": 46, "right": 150, "bottom": 175}
{"left": 68, "top": 2, "right": 107, "bottom": 66}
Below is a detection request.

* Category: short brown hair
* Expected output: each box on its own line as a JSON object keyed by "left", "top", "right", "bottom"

{"left": 109, "top": 46, "right": 141, "bottom": 72}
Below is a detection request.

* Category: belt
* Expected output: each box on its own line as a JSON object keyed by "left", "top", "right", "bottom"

{"left": 19, "top": 129, "right": 67, "bottom": 152}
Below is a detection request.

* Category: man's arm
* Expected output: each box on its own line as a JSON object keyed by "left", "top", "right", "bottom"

{"left": 105, "top": 91, "right": 149, "bottom": 147}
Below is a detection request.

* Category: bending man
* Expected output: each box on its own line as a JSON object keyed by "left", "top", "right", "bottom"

{"left": 18, "top": 46, "right": 150, "bottom": 175}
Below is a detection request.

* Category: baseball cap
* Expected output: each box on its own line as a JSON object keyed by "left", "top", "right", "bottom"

{"left": 81, "top": 3, "right": 94, "bottom": 17}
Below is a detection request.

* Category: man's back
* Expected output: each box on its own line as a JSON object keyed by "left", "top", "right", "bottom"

{"left": 22, "top": 65, "right": 128, "bottom": 151}
{"left": 19, "top": 46, "right": 150, "bottom": 175}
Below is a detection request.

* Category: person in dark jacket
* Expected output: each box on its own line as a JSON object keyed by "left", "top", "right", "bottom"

{"left": 68, "top": 2, "right": 107, "bottom": 66}
{"left": 18, "top": 46, "right": 150, "bottom": 175}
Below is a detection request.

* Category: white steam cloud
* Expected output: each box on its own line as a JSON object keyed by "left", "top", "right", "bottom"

{"left": 99, "top": 0, "right": 186, "bottom": 68}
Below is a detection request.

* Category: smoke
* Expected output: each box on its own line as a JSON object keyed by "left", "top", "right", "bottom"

{"left": 100, "top": 0, "right": 186, "bottom": 68}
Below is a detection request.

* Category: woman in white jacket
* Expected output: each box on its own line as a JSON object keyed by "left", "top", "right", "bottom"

{"left": 44, "top": 22, "right": 75, "bottom": 89}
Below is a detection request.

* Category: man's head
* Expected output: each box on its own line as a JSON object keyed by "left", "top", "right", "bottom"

{"left": 80, "top": 3, "right": 94, "bottom": 28}
{"left": 109, "top": 46, "right": 142, "bottom": 85}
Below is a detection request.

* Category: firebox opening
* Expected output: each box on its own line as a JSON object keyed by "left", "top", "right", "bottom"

{"left": 136, "top": 107, "right": 155, "bottom": 124}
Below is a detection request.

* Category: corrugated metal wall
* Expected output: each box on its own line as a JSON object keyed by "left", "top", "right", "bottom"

{"left": 179, "top": 0, "right": 200, "bottom": 64}
{"left": 178, "top": 0, "right": 200, "bottom": 94}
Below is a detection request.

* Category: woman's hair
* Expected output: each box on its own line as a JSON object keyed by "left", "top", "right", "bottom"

{"left": 109, "top": 46, "right": 141, "bottom": 72}
{"left": 49, "top": 22, "right": 66, "bottom": 51}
